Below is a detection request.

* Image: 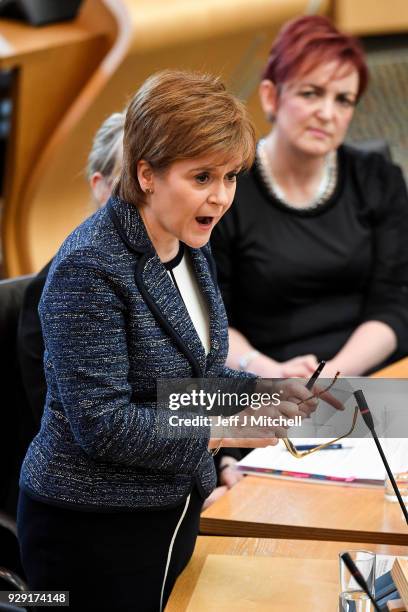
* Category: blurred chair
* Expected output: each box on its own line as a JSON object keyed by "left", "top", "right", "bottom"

{"left": 0, "top": 276, "right": 36, "bottom": 518}
{"left": 0, "top": 276, "right": 35, "bottom": 595}
{"left": 349, "top": 138, "right": 392, "bottom": 161}
{"left": 0, "top": 564, "right": 26, "bottom": 592}
{"left": 0, "top": 604, "right": 27, "bottom": 612}
{"left": 0, "top": 515, "right": 27, "bottom": 609}
{"left": 0, "top": 514, "right": 25, "bottom": 584}
{"left": 347, "top": 37, "right": 408, "bottom": 179}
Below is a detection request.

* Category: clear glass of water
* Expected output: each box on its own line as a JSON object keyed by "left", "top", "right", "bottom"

{"left": 339, "top": 550, "right": 376, "bottom": 612}
{"left": 385, "top": 464, "right": 408, "bottom": 502}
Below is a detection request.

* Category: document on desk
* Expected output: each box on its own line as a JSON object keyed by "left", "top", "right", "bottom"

{"left": 237, "top": 438, "right": 390, "bottom": 486}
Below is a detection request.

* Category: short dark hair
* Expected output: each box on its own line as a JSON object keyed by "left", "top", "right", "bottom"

{"left": 117, "top": 70, "right": 256, "bottom": 206}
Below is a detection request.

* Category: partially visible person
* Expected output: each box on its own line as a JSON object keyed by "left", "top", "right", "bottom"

{"left": 212, "top": 15, "right": 408, "bottom": 379}
{"left": 17, "top": 112, "right": 125, "bottom": 427}
{"left": 16, "top": 109, "right": 240, "bottom": 510}
{"left": 17, "top": 70, "right": 320, "bottom": 611}
{"left": 202, "top": 450, "right": 244, "bottom": 509}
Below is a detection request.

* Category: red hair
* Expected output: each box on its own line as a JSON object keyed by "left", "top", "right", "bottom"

{"left": 262, "top": 16, "right": 368, "bottom": 100}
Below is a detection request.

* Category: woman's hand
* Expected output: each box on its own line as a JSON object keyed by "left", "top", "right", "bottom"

{"left": 202, "top": 485, "right": 228, "bottom": 511}
{"left": 256, "top": 377, "right": 319, "bottom": 418}
{"left": 207, "top": 380, "right": 317, "bottom": 447}
{"left": 208, "top": 436, "right": 279, "bottom": 449}
{"left": 242, "top": 378, "right": 320, "bottom": 438}
{"left": 245, "top": 352, "right": 319, "bottom": 378}
{"left": 202, "top": 458, "right": 244, "bottom": 510}
{"left": 279, "top": 355, "right": 319, "bottom": 378}
{"left": 218, "top": 456, "right": 243, "bottom": 488}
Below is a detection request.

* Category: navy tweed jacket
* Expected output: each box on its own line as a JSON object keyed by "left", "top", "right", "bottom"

{"left": 19, "top": 196, "right": 252, "bottom": 511}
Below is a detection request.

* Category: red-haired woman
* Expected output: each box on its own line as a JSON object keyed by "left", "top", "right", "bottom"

{"left": 212, "top": 15, "right": 408, "bottom": 381}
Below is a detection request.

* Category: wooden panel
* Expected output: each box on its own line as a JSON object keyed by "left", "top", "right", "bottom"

{"left": 0, "top": 0, "right": 126, "bottom": 275}
{"left": 167, "top": 536, "right": 408, "bottom": 611}
{"left": 0, "top": 0, "right": 115, "bottom": 275}
{"left": 126, "top": 0, "right": 331, "bottom": 53}
{"left": 372, "top": 358, "right": 408, "bottom": 379}
{"left": 335, "top": 0, "right": 408, "bottom": 35}
{"left": 200, "top": 476, "right": 408, "bottom": 544}
{"left": 1, "top": 0, "right": 330, "bottom": 275}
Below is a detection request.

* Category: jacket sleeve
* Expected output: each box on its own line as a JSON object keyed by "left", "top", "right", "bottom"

{"left": 40, "top": 251, "right": 209, "bottom": 474}
{"left": 361, "top": 162, "right": 408, "bottom": 353}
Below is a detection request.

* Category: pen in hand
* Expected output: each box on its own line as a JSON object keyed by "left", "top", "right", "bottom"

{"left": 305, "top": 360, "right": 326, "bottom": 391}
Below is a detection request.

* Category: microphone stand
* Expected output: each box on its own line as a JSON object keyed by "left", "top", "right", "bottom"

{"left": 354, "top": 390, "right": 408, "bottom": 525}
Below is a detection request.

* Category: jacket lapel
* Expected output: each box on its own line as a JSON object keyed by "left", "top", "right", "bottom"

{"left": 139, "top": 251, "right": 208, "bottom": 374}
{"left": 107, "top": 196, "right": 220, "bottom": 376}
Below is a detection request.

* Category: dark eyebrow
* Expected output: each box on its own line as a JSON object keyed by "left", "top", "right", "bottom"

{"left": 190, "top": 165, "right": 242, "bottom": 173}
{"left": 301, "top": 83, "right": 324, "bottom": 91}
{"left": 190, "top": 166, "right": 217, "bottom": 172}
{"left": 337, "top": 92, "right": 357, "bottom": 99}
{"left": 301, "top": 83, "right": 357, "bottom": 98}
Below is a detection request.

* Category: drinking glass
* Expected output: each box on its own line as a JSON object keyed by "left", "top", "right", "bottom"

{"left": 339, "top": 550, "right": 376, "bottom": 612}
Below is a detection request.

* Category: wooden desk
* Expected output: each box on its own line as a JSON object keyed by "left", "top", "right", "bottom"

{"left": 372, "top": 357, "right": 408, "bottom": 379}
{"left": 200, "top": 358, "right": 408, "bottom": 543}
{"left": 200, "top": 476, "right": 408, "bottom": 545}
{"left": 166, "top": 536, "right": 408, "bottom": 611}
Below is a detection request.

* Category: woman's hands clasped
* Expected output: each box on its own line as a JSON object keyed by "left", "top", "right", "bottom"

{"left": 208, "top": 377, "right": 320, "bottom": 451}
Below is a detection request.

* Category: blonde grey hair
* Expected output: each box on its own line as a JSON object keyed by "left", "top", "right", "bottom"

{"left": 86, "top": 112, "right": 125, "bottom": 181}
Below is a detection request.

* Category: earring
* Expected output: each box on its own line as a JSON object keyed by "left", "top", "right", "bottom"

{"left": 145, "top": 187, "right": 154, "bottom": 195}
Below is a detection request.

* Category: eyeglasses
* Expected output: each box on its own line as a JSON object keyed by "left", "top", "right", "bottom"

{"left": 283, "top": 373, "right": 359, "bottom": 458}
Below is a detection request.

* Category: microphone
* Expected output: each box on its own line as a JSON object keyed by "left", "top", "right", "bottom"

{"left": 340, "top": 552, "right": 381, "bottom": 611}
{"left": 354, "top": 389, "right": 408, "bottom": 525}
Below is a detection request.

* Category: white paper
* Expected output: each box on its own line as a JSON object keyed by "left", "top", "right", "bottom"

{"left": 237, "top": 438, "right": 393, "bottom": 483}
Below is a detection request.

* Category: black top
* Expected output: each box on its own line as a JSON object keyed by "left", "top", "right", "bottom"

{"left": 17, "top": 261, "right": 51, "bottom": 426}
{"left": 211, "top": 145, "right": 408, "bottom": 368}
{"left": 163, "top": 242, "right": 185, "bottom": 270}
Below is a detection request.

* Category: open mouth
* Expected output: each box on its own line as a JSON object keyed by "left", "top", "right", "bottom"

{"left": 196, "top": 216, "right": 213, "bottom": 226}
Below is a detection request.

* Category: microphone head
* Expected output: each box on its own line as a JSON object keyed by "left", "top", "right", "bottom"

{"left": 354, "top": 390, "right": 375, "bottom": 432}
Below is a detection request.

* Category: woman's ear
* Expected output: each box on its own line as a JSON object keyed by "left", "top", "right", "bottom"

{"left": 89, "top": 172, "right": 112, "bottom": 207}
{"left": 259, "top": 79, "right": 278, "bottom": 122}
{"left": 137, "top": 160, "right": 154, "bottom": 194}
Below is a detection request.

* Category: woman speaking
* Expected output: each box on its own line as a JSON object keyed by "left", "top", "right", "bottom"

{"left": 17, "top": 70, "right": 315, "bottom": 612}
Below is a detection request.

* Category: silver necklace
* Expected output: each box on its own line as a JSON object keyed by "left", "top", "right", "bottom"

{"left": 257, "top": 138, "right": 338, "bottom": 210}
